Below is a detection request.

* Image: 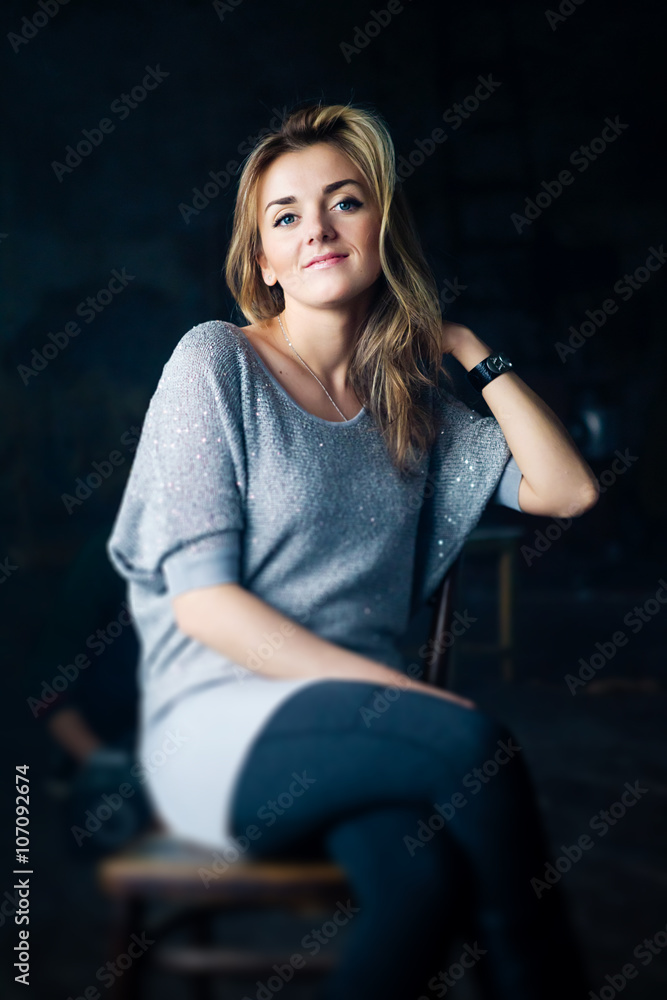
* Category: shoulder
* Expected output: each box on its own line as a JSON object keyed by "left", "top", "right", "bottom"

{"left": 158, "top": 320, "right": 251, "bottom": 387}
{"left": 166, "top": 320, "right": 245, "bottom": 370}
{"left": 152, "top": 320, "right": 247, "bottom": 410}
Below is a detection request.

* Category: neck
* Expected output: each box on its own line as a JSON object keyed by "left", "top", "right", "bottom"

{"left": 266, "top": 296, "right": 373, "bottom": 387}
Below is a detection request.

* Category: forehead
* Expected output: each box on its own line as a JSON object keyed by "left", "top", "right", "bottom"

{"left": 258, "top": 144, "right": 366, "bottom": 199}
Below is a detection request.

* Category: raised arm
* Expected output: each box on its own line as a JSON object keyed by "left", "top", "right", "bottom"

{"left": 441, "top": 322, "right": 600, "bottom": 518}
{"left": 172, "top": 583, "right": 475, "bottom": 708}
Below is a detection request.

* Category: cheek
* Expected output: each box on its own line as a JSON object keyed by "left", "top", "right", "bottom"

{"left": 265, "top": 240, "right": 292, "bottom": 273}
{"left": 363, "top": 238, "right": 382, "bottom": 268}
{"left": 362, "top": 222, "right": 381, "bottom": 255}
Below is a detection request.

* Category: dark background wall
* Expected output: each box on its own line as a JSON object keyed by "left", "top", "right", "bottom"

{"left": 1, "top": 1, "right": 666, "bottom": 998}
{"left": 3, "top": 0, "right": 665, "bottom": 575}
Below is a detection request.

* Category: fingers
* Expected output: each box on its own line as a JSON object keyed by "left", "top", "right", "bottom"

{"left": 436, "top": 690, "right": 477, "bottom": 711}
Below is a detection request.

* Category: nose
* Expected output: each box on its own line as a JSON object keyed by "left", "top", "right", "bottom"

{"left": 304, "top": 208, "right": 337, "bottom": 242}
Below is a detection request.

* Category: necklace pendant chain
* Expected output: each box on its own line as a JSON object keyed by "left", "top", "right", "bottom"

{"left": 277, "top": 312, "right": 348, "bottom": 422}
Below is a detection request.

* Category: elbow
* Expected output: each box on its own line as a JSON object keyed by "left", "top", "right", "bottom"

{"left": 563, "top": 480, "right": 601, "bottom": 519}
{"left": 521, "top": 474, "right": 600, "bottom": 518}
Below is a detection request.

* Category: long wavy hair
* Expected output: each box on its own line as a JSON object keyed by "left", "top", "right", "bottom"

{"left": 224, "top": 100, "right": 452, "bottom": 477}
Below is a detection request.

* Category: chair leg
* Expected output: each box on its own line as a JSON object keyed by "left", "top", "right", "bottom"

{"left": 499, "top": 546, "right": 514, "bottom": 681}
{"left": 191, "top": 910, "right": 215, "bottom": 1000}
{"left": 106, "top": 896, "right": 150, "bottom": 1000}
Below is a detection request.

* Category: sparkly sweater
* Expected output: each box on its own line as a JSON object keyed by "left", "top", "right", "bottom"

{"left": 106, "top": 320, "right": 522, "bottom": 849}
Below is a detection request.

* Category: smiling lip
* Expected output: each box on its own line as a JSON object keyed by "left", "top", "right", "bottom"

{"left": 305, "top": 253, "right": 349, "bottom": 269}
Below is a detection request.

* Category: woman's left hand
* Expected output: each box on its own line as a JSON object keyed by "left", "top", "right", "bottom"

{"left": 440, "top": 321, "right": 472, "bottom": 358}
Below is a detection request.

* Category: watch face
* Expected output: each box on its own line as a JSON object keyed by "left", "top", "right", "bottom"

{"left": 487, "top": 353, "right": 512, "bottom": 374}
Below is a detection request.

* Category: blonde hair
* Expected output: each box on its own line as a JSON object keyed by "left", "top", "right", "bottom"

{"left": 224, "top": 100, "right": 451, "bottom": 476}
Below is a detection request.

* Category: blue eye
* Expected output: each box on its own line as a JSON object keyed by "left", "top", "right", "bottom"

{"left": 335, "top": 197, "right": 362, "bottom": 211}
{"left": 273, "top": 212, "right": 295, "bottom": 228}
{"left": 272, "top": 197, "right": 362, "bottom": 228}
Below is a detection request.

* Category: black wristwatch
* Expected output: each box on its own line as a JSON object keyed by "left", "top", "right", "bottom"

{"left": 467, "top": 353, "right": 513, "bottom": 392}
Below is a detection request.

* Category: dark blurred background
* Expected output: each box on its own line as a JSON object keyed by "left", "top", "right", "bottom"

{"left": 1, "top": 1, "right": 666, "bottom": 997}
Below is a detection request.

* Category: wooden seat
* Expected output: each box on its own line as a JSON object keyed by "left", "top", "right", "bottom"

{"left": 96, "top": 555, "right": 463, "bottom": 999}
{"left": 98, "top": 830, "right": 351, "bottom": 991}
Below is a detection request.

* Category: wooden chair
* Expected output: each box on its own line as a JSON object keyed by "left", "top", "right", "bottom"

{"left": 96, "top": 555, "right": 463, "bottom": 999}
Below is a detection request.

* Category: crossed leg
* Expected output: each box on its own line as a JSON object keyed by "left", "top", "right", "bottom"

{"left": 230, "top": 679, "right": 591, "bottom": 1000}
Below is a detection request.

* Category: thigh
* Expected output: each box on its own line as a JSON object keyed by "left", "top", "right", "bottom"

{"left": 241, "top": 677, "right": 506, "bottom": 749}
{"left": 229, "top": 678, "right": 513, "bottom": 856}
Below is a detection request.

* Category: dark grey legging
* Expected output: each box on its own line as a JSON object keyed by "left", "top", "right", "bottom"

{"left": 229, "top": 679, "right": 590, "bottom": 1000}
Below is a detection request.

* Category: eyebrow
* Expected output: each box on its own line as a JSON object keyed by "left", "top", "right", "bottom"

{"left": 264, "top": 179, "right": 364, "bottom": 215}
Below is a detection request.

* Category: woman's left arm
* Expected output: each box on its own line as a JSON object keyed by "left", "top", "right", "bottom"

{"left": 442, "top": 321, "right": 600, "bottom": 518}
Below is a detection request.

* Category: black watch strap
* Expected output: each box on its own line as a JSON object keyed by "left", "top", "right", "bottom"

{"left": 467, "top": 353, "right": 513, "bottom": 392}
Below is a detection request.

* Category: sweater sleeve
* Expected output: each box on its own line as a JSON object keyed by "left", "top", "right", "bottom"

{"left": 491, "top": 455, "right": 523, "bottom": 511}
{"left": 106, "top": 329, "right": 246, "bottom": 597}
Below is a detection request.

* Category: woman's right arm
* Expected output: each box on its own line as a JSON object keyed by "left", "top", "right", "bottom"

{"left": 172, "top": 583, "right": 474, "bottom": 708}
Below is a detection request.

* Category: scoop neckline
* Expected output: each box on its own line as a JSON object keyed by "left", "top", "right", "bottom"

{"left": 226, "top": 321, "right": 367, "bottom": 427}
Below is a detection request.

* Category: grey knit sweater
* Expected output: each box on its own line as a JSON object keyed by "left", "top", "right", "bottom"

{"left": 106, "top": 320, "right": 521, "bottom": 850}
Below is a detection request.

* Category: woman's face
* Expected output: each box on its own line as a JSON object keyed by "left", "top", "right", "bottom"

{"left": 255, "top": 142, "right": 383, "bottom": 313}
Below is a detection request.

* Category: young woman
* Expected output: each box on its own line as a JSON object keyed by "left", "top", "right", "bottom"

{"left": 107, "top": 101, "right": 598, "bottom": 999}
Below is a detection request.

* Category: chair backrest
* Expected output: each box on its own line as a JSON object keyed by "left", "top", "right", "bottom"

{"left": 422, "top": 554, "right": 462, "bottom": 691}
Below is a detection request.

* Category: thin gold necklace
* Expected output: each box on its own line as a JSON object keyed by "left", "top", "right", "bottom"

{"left": 276, "top": 312, "right": 348, "bottom": 421}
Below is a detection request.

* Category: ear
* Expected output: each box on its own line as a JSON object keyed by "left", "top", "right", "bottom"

{"left": 255, "top": 249, "right": 275, "bottom": 286}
